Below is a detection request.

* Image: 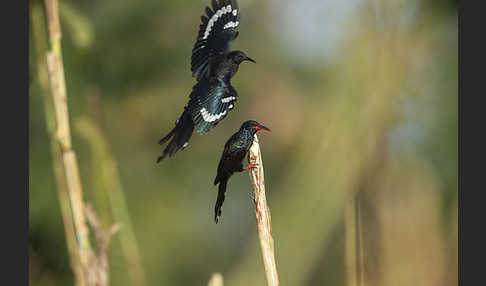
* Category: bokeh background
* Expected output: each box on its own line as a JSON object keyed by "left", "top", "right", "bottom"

{"left": 29, "top": 0, "right": 458, "bottom": 285}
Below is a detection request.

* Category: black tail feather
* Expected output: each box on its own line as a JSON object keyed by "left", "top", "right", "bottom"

{"left": 157, "top": 111, "right": 195, "bottom": 163}
{"left": 214, "top": 179, "right": 228, "bottom": 224}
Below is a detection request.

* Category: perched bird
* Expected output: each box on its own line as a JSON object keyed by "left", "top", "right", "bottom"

{"left": 157, "top": 0, "right": 255, "bottom": 163}
{"left": 213, "top": 120, "right": 271, "bottom": 223}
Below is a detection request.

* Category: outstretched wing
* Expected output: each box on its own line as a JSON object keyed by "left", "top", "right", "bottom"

{"left": 191, "top": 0, "right": 240, "bottom": 81}
{"left": 185, "top": 78, "right": 237, "bottom": 133}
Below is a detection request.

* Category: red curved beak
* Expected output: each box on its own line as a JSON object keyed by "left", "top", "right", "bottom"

{"left": 254, "top": 125, "right": 271, "bottom": 132}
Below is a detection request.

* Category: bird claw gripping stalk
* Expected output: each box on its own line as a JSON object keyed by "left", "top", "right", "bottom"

{"left": 243, "top": 163, "right": 258, "bottom": 170}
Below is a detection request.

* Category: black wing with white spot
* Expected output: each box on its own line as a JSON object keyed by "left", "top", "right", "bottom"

{"left": 191, "top": 0, "right": 240, "bottom": 81}
{"left": 185, "top": 78, "right": 237, "bottom": 133}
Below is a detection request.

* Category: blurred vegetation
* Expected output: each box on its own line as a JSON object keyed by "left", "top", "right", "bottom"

{"left": 29, "top": 0, "right": 457, "bottom": 285}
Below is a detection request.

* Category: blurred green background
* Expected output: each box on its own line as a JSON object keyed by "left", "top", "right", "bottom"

{"left": 29, "top": 0, "right": 457, "bottom": 285}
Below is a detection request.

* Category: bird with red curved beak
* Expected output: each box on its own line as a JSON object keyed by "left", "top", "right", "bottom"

{"left": 213, "top": 120, "right": 271, "bottom": 223}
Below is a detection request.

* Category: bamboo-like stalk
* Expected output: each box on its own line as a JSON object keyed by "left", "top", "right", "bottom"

{"left": 44, "top": 0, "right": 93, "bottom": 268}
{"left": 84, "top": 204, "right": 121, "bottom": 286}
{"left": 207, "top": 273, "right": 224, "bottom": 286}
{"left": 30, "top": 1, "right": 84, "bottom": 284}
{"left": 247, "top": 135, "right": 279, "bottom": 286}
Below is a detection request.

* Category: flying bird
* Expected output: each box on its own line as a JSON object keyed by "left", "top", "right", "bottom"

{"left": 213, "top": 120, "right": 271, "bottom": 223}
{"left": 157, "top": 0, "right": 255, "bottom": 163}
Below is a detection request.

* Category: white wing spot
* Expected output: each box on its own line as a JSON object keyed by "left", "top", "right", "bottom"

{"left": 200, "top": 108, "right": 227, "bottom": 122}
{"left": 224, "top": 21, "right": 237, "bottom": 29}
{"left": 203, "top": 6, "right": 235, "bottom": 39}
{"left": 203, "top": 15, "right": 218, "bottom": 39}
{"left": 182, "top": 142, "right": 188, "bottom": 148}
{"left": 233, "top": 9, "right": 238, "bottom": 16}
{"left": 221, "top": 96, "right": 236, "bottom": 103}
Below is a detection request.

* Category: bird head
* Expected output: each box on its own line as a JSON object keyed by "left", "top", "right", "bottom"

{"left": 229, "top": 50, "right": 256, "bottom": 65}
{"left": 241, "top": 120, "right": 271, "bottom": 134}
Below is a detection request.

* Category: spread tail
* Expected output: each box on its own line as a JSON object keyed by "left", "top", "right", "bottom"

{"left": 214, "top": 178, "right": 228, "bottom": 224}
{"left": 157, "top": 111, "right": 195, "bottom": 163}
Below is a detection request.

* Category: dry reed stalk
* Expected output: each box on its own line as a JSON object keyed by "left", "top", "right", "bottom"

{"left": 247, "top": 135, "right": 279, "bottom": 286}
{"left": 30, "top": 1, "right": 84, "bottom": 284}
{"left": 44, "top": 0, "right": 92, "bottom": 269}
{"left": 84, "top": 204, "right": 121, "bottom": 286}
{"left": 207, "top": 273, "right": 224, "bottom": 286}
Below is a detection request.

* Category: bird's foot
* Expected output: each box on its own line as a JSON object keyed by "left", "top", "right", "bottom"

{"left": 243, "top": 163, "right": 258, "bottom": 170}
